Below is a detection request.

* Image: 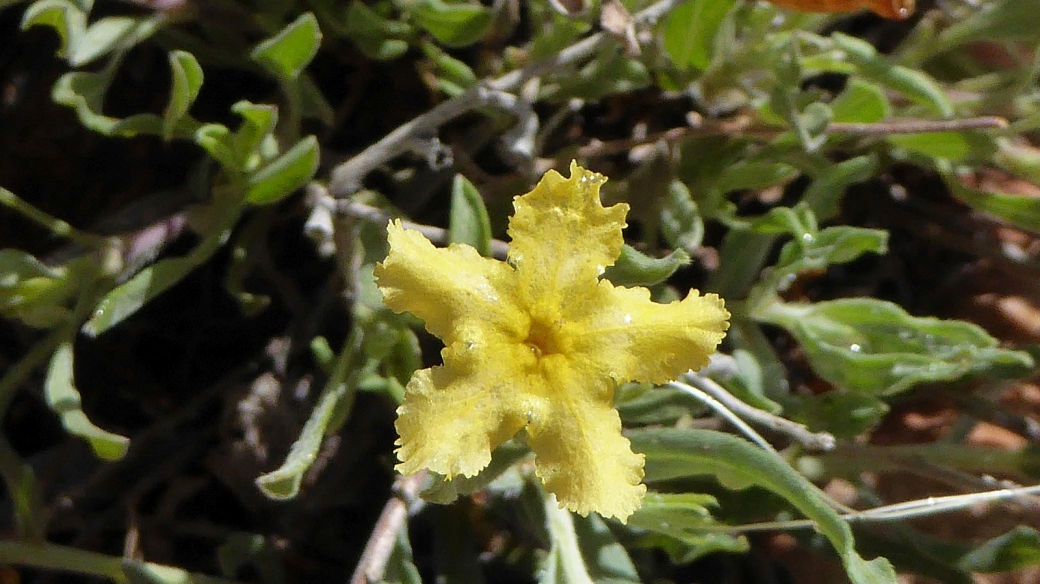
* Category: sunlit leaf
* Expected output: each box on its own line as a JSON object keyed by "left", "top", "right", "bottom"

{"left": 251, "top": 12, "right": 322, "bottom": 82}
{"left": 661, "top": 0, "right": 737, "bottom": 71}
{"left": 407, "top": 0, "right": 492, "bottom": 48}
{"left": 632, "top": 428, "right": 899, "bottom": 584}
{"left": 832, "top": 33, "right": 953, "bottom": 118}
{"left": 603, "top": 245, "right": 690, "bottom": 287}
{"left": 447, "top": 174, "right": 492, "bottom": 257}
{"left": 246, "top": 136, "right": 319, "bottom": 205}
{"left": 939, "top": 0, "right": 1040, "bottom": 47}
{"left": 758, "top": 298, "right": 1034, "bottom": 395}
{"left": 829, "top": 78, "right": 890, "bottom": 124}
{"left": 944, "top": 169, "right": 1040, "bottom": 235}
{"left": 958, "top": 526, "right": 1040, "bottom": 573}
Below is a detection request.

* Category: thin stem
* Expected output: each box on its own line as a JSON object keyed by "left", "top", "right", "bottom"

{"left": 326, "top": 0, "right": 696, "bottom": 198}
{"left": 0, "top": 540, "right": 242, "bottom": 584}
{"left": 710, "top": 483, "right": 1040, "bottom": 535}
{"left": 666, "top": 381, "right": 778, "bottom": 454}
{"left": 675, "top": 375, "right": 836, "bottom": 452}
{"left": 0, "top": 187, "right": 107, "bottom": 248}
{"left": 349, "top": 471, "right": 427, "bottom": 584}
{"left": 577, "top": 116, "right": 1010, "bottom": 158}
{"left": 334, "top": 199, "right": 511, "bottom": 259}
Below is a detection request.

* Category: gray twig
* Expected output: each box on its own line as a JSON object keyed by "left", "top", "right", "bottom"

{"left": 681, "top": 371, "right": 837, "bottom": 452}
{"left": 327, "top": 0, "right": 695, "bottom": 198}
{"left": 348, "top": 471, "right": 427, "bottom": 584}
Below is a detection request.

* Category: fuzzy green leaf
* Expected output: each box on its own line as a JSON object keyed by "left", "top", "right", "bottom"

{"left": 251, "top": 12, "right": 322, "bottom": 82}
{"left": 759, "top": 298, "right": 1034, "bottom": 395}
{"left": 408, "top": 0, "right": 492, "bottom": 48}
{"left": 448, "top": 174, "right": 492, "bottom": 257}
{"left": 603, "top": 245, "right": 690, "bottom": 287}
{"left": 246, "top": 136, "right": 319, "bottom": 205}
{"left": 633, "top": 428, "right": 898, "bottom": 584}
{"left": 163, "top": 50, "right": 203, "bottom": 141}
{"left": 661, "top": 0, "right": 736, "bottom": 71}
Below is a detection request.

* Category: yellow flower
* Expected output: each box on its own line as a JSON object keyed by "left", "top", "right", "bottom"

{"left": 375, "top": 162, "right": 729, "bottom": 522}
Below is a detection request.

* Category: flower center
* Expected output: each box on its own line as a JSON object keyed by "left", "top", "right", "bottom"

{"left": 524, "top": 317, "right": 564, "bottom": 358}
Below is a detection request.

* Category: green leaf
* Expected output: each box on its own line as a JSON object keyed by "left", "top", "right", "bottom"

{"left": 939, "top": 0, "right": 1040, "bottom": 47}
{"left": 407, "top": 0, "right": 492, "bottom": 48}
{"left": 251, "top": 12, "right": 322, "bottom": 82}
{"left": 383, "top": 526, "right": 423, "bottom": 584}
{"left": 194, "top": 124, "right": 237, "bottom": 170}
{"left": 628, "top": 492, "right": 748, "bottom": 562}
{"left": 45, "top": 342, "right": 129, "bottom": 460}
{"left": 661, "top": 0, "right": 737, "bottom": 71}
{"left": 803, "top": 155, "right": 879, "bottom": 221}
{"left": 958, "top": 526, "right": 1040, "bottom": 573}
{"left": 718, "top": 348, "right": 783, "bottom": 413}
{"left": 163, "top": 50, "right": 203, "bottom": 141}
{"left": 421, "top": 442, "right": 530, "bottom": 504}
{"left": 832, "top": 33, "right": 953, "bottom": 118}
{"left": 603, "top": 245, "right": 690, "bottom": 287}
{"left": 83, "top": 202, "right": 241, "bottom": 336}
{"left": 255, "top": 377, "right": 348, "bottom": 499}
{"left": 344, "top": 1, "right": 410, "bottom": 60}
{"left": 829, "top": 78, "right": 890, "bottom": 124}
{"left": 715, "top": 161, "right": 798, "bottom": 194}
{"left": 758, "top": 298, "right": 1034, "bottom": 395}
{"left": 785, "top": 391, "right": 889, "bottom": 437}
{"left": 0, "top": 249, "right": 76, "bottom": 328}
{"left": 246, "top": 136, "right": 319, "bottom": 205}
{"left": 944, "top": 169, "right": 1040, "bottom": 234}
{"left": 230, "top": 101, "right": 278, "bottom": 169}
{"left": 257, "top": 329, "right": 368, "bottom": 499}
{"left": 447, "top": 174, "right": 492, "bottom": 257}
{"left": 422, "top": 42, "right": 478, "bottom": 94}
{"left": 52, "top": 71, "right": 163, "bottom": 137}
{"left": 889, "top": 132, "right": 977, "bottom": 162}
{"left": 628, "top": 492, "right": 724, "bottom": 539}
{"left": 20, "top": 0, "right": 85, "bottom": 58}
{"left": 70, "top": 16, "right": 148, "bottom": 66}
{"left": 775, "top": 225, "right": 887, "bottom": 276}
{"left": 660, "top": 180, "right": 704, "bottom": 252}
{"left": 632, "top": 428, "right": 898, "bottom": 584}
{"left": 539, "top": 501, "right": 640, "bottom": 584}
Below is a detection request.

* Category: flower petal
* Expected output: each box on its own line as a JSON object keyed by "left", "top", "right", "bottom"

{"left": 570, "top": 282, "right": 730, "bottom": 384}
{"left": 376, "top": 220, "right": 525, "bottom": 346}
{"left": 525, "top": 356, "right": 646, "bottom": 522}
{"left": 507, "top": 162, "right": 628, "bottom": 308}
{"left": 395, "top": 342, "right": 537, "bottom": 478}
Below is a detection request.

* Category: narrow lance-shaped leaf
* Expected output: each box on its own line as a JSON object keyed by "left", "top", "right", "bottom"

{"left": 602, "top": 245, "right": 690, "bottom": 287}
{"left": 45, "top": 342, "right": 129, "bottom": 460}
{"left": 407, "top": 0, "right": 493, "bottom": 48}
{"left": 832, "top": 33, "right": 953, "bottom": 118}
{"left": 246, "top": 136, "right": 319, "bottom": 205}
{"left": 163, "top": 50, "right": 204, "bottom": 141}
{"left": 83, "top": 200, "right": 242, "bottom": 336}
{"left": 256, "top": 331, "right": 364, "bottom": 499}
{"left": 631, "top": 428, "right": 899, "bottom": 584}
{"left": 447, "top": 174, "right": 492, "bottom": 257}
